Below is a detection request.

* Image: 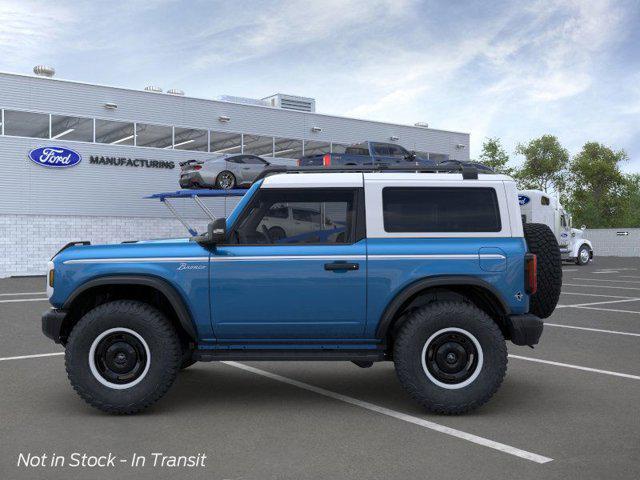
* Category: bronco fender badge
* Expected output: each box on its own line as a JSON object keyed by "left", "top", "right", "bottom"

{"left": 177, "top": 263, "right": 206, "bottom": 271}
{"left": 514, "top": 291, "right": 523, "bottom": 301}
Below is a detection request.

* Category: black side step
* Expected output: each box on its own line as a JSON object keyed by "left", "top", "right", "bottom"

{"left": 193, "top": 349, "right": 386, "bottom": 362}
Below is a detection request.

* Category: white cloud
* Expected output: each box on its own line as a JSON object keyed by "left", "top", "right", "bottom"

{"left": 0, "top": 0, "right": 75, "bottom": 64}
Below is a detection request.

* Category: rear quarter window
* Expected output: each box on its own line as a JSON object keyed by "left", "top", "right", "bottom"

{"left": 382, "top": 187, "right": 501, "bottom": 232}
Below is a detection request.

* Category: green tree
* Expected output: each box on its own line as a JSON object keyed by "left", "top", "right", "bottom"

{"left": 478, "top": 137, "right": 514, "bottom": 175}
{"left": 567, "top": 142, "right": 628, "bottom": 228}
{"left": 514, "top": 135, "right": 569, "bottom": 194}
{"left": 619, "top": 174, "right": 640, "bottom": 228}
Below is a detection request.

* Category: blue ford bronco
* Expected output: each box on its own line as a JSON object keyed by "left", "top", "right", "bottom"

{"left": 42, "top": 165, "right": 562, "bottom": 414}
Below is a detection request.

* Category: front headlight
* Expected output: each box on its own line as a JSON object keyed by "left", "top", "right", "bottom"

{"left": 46, "top": 261, "right": 55, "bottom": 298}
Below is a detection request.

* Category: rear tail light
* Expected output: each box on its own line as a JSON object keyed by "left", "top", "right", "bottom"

{"left": 525, "top": 253, "right": 537, "bottom": 295}
{"left": 322, "top": 153, "right": 331, "bottom": 167}
{"left": 297, "top": 159, "right": 301, "bottom": 166}
{"left": 193, "top": 165, "right": 202, "bottom": 170}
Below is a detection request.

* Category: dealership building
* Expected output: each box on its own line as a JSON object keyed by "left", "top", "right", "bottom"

{"left": 0, "top": 68, "right": 470, "bottom": 277}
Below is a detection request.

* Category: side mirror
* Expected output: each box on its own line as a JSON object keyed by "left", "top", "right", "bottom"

{"left": 193, "top": 218, "right": 227, "bottom": 245}
{"left": 581, "top": 224, "right": 586, "bottom": 230}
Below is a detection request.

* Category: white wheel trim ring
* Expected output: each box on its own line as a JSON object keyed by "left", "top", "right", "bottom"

{"left": 580, "top": 248, "right": 590, "bottom": 262}
{"left": 88, "top": 327, "right": 151, "bottom": 390}
{"left": 421, "top": 327, "right": 484, "bottom": 390}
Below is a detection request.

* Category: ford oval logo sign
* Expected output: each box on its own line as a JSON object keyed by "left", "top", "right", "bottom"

{"left": 28, "top": 146, "right": 82, "bottom": 168}
{"left": 518, "top": 195, "right": 530, "bottom": 206}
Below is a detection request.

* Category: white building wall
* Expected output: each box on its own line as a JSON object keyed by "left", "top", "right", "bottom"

{"left": 586, "top": 228, "right": 640, "bottom": 257}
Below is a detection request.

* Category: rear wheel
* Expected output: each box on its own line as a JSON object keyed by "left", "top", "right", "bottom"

{"left": 65, "top": 300, "right": 181, "bottom": 414}
{"left": 393, "top": 301, "right": 507, "bottom": 415}
{"left": 215, "top": 171, "right": 236, "bottom": 190}
{"left": 523, "top": 223, "right": 562, "bottom": 319}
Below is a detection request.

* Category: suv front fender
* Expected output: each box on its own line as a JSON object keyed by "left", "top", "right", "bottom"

{"left": 62, "top": 275, "right": 197, "bottom": 339}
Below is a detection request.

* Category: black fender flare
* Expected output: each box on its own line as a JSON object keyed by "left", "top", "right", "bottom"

{"left": 375, "top": 275, "right": 511, "bottom": 338}
{"left": 63, "top": 275, "right": 197, "bottom": 339}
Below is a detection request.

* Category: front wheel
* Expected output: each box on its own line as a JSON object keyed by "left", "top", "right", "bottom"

{"left": 576, "top": 245, "right": 591, "bottom": 265}
{"left": 393, "top": 301, "right": 507, "bottom": 415}
{"left": 65, "top": 300, "right": 181, "bottom": 414}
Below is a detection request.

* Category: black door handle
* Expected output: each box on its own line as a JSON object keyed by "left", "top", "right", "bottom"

{"left": 324, "top": 262, "right": 359, "bottom": 271}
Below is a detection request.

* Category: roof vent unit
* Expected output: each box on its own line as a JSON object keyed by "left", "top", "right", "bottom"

{"left": 144, "top": 86, "right": 163, "bottom": 93}
{"left": 218, "top": 95, "right": 270, "bottom": 107}
{"left": 33, "top": 65, "right": 55, "bottom": 77}
{"left": 167, "top": 89, "right": 185, "bottom": 96}
{"left": 262, "top": 93, "right": 316, "bottom": 113}
{"left": 414, "top": 122, "right": 429, "bottom": 128}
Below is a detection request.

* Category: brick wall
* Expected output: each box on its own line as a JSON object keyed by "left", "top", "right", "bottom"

{"left": 0, "top": 214, "right": 212, "bottom": 277}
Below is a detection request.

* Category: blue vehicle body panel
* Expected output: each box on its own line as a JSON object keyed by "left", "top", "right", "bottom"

{"left": 50, "top": 241, "right": 214, "bottom": 340}
{"left": 209, "top": 240, "right": 367, "bottom": 340}
{"left": 364, "top": 237, "right": 528, "bottom": 338}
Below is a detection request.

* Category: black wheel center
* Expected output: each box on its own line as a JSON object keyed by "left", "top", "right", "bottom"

{"left": 94, "top": 332, "right": 148, "bottom": 385}
{"left": 425, "top": 331, "right": 479, "bottom": 385}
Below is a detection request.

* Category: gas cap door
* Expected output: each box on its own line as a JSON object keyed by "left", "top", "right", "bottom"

{"left": 478, "top": 247, "right": 507, "bottom": 272}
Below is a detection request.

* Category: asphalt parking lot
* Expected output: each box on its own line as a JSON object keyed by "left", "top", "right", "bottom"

{"left": 1, "top": 257, "right": 639, "bottom": 480}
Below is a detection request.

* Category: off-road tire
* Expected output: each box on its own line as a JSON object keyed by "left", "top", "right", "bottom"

{"left": 180, "top": 345, "right": 196, "bottom": 370}
{"left": 576, "top": 244, "right": 591, "bottom": 266}
{"left": 393, "top": 301, "right": 507, "bottom": 415}
{"left": 523, "top": 222, "right": 562, "bottom": 318}
{"left": 65, "top": 300, "right": 181, "bottom": 414}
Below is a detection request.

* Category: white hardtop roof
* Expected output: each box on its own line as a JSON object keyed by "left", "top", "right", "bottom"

{"left": 261, "top": 171, "right": 513, "bottom": 188}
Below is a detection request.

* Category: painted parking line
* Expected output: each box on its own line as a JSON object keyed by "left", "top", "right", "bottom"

{"left": 563, "top": 269, "right": 579, "bottom": 272}
{"left": 545, "top": 323, "right": 640, "bottom": 337}
{"left": 571, "top": 278, "right": 640, "bottom": 285}
{"left": 557, "top": 298, "right": 640, "bottom": 309}
{"left": 569, "top": 306, "right": 640, "bottom": 315}
{"left": 509, "top": 355, "right": 640, "bottom": 380}
{"left": 0, "top": 297, "right": 49, "bottom": 304}
{"left": 223, "top": 361, "right": 552, "bottom": 464}
{"left": 0, "top": 291, "right": 47, "bottom": 297}
{"left": 0, "top": 352, "right": 63, "bottom": 362}
{"left": 561, "top": 291, "right": 638, "bottom": 299}
{"left": 563, "top": 283, "right": 640, "bottom": 291}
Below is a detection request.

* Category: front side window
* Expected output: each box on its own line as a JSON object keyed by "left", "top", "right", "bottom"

{"left": 383, "top": 187, "right": 501, "bottom": 232}
{"left": 230, "top": 189, "right": 355, "bottom": 245}
{"left": 388, "top": 144, "right": 409, "bottom": 158}
{"left": 243, "top": 155, "right": 268, "bottom": 165}
{"left": 373, "top": 144, "right": 390, "bottom": 156}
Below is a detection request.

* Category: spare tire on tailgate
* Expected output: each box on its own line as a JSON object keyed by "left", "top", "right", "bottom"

{"left": 523, "top": 223, "right": 562, "bottom": 319}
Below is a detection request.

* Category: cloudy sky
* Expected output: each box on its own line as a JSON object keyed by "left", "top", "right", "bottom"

{"left": 1, "top": 0, "right": 639, "bottom": 170}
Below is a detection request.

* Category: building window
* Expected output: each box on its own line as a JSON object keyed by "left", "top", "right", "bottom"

{"left": 210, "top": 131, "right": 242, "bottom": 154}
{"left": 273, "top": 137, "right": 303, "bottom": 159}
{"left": 135, "top": 123, "right": 173, "bottom": 148}
{"left": 383, "top": 187, "right": 501, "bottom": 232}
{"left": 50, "top": 114, "right": 93, "bottom": 142}
{"left": 303, "top": 140, "right": 331, "bottom": 156}
{"left": 95, "top": 119, "right": 135, "bottom": 145}
{"left": 173, "top": 127, "right": 208, "bottom": 151}
{"left": 3, "top": 110, "right": 49, "bottom": 138}
{"left": 243, "top": 135, "right": 274, "bottom": 157}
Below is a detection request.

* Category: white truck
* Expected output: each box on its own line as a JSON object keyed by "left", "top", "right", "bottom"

{"left": 518, "top": 189, "right": 593, "bottom": 265}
